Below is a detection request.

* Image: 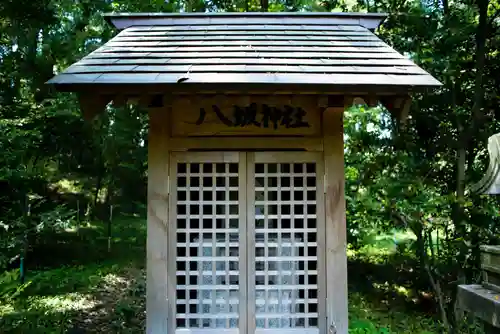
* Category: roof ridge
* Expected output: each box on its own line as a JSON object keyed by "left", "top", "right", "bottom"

{"left": 103, "top": 12, "right": 388, "bottom": 31}
{"left": 103, "top": 12, "right": 387, "bottom": 18}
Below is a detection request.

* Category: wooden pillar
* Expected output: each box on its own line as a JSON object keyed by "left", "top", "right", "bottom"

{"left": 147, "top": 107, "right": 170, "bottom": 333}
{"left": 323, "top": 106, "right": 348, "bottom": 334}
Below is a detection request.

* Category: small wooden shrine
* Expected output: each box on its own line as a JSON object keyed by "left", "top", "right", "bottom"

{"left": 48, "top": 12, "right": 441, "bottom": 334}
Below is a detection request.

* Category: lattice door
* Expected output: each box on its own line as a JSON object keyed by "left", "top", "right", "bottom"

{"left": 248, "top": 152, "right": 325, "bottom": 334}
{"left": 170, "top": 152, "right": 247, "bottom": 334}
{"left": 169, "top": 152, "right": 324, "bottom": 334}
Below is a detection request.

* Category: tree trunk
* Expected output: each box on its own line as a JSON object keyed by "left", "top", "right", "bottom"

{"left": 186, "top": 0, "right": 193, "bottom": 12}
{"left": 93, "top": 120, "right": 107, "bottom": 217}
{"left": 20, "top": 194, "right": 31, "bottom": 284}
{"left": 260, "top": 0, "right": 268, "bottom": 11}
{"left": 471, "top": 0, "right": 488, "bottom": 123}
{"left": 93, "top": 161, "right": 104, "bottom": 211}
{"left": 443, "top": 0, "right": 449, "bottom": 15}
{"left": 425, "top": 263, "right": 451, "bottom": 331}
{"left": 460, "top": 0, "right": 489, "bottom": 143}
{"left": 452, "top": 0, "right": 489, "bottom": 327}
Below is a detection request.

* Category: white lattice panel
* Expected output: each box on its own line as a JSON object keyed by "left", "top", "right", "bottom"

{"left": 253, "top": 162, "right": 319, "bottom": 330}
{"left": 175, "top": 161, "right": 241, "bottom": 331}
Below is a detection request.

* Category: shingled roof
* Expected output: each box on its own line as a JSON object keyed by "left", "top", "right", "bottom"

{"left": 48, "top": 12, "right": 441, "bottom": 91}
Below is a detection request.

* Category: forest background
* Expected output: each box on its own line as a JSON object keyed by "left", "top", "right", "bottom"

{"left": 0, "top": 0, "right": 499, "bottom": 332}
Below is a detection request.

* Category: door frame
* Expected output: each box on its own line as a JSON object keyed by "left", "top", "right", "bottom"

{"left": 168, "top": 151, "right": 326, "bottom": 334}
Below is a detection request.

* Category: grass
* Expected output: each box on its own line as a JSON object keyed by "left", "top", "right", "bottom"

{"left": 0, "top": 217, "right": 445, "bottom": 333}
{"left": 349, "top": 293, "right": 440, "bottom": 334}
{"left": 347, "top": 230, "right": 442, "bottom": 334}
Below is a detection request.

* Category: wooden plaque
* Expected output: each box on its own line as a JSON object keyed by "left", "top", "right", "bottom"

{"left": 171, "top": 95, "right": 321, "bottom": 137}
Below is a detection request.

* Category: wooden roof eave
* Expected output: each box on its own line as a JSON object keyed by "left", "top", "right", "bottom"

{"left": 48, "top": 12, "right": 443, "bottom": 92}
{"left": 72, "top": 84, "right": 418, "bottom": 122}
{"left": 56, "top": 81, "right": 439, "bottom": 95}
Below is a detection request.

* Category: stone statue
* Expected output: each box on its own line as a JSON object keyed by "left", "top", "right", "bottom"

{"left": 471, "top": 133, "right": 500, "bottom": 194}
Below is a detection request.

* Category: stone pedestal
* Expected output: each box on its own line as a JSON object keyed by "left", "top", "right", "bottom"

{"left": 457, "top": 245, "right": 500, "bottom": 332}
{"left": 481, "top": 245, "right": 500, "bottom": 292}
{"left": 484, "top": 323, "right": 498, "bottom": 334}
{"left": 457, "top": 285, "right": 500, "bottom": 327}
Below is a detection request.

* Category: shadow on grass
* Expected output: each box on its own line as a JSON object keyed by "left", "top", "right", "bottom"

{"left": 28, "top": 215, "right": 147, "bottom": 270}
{"left": 0, "top": 216, "right": 147, "bottom": 333}
{"left": 348, "top": 254, "right": 438, "bottom": 316}
{"left": 1, "top": 264, "right": 146, "bottom": 333}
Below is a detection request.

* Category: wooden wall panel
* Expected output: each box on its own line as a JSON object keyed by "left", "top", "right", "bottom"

{"left": 171, "top": 95, "right": 321, "bottom": 137}
{"left": 323, "top": 107, "right": 348, "bottom": 334}
{"left": 147, "top": 107, "right": 170, "bottom": 334}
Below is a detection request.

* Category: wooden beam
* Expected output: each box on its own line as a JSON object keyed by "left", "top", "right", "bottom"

{"left": 168, "top": 137, "right": 324, "bottom": 151}
{"left": 380, "top": 95, "right": 412, "bottom": 129}
{"left": 77, "top": 93, "right": 168, "bottom": 119}
{"left": 343, "top": 94, "right": 379, "bottom": 109}
{"left": 366, "top": 93, "right": 379, "bottom": 107}
{"left": 318, "top": 94, "right": 382, "bottom": 109}
{"left": 124, "top": 94, "right": 167, "bottom": 108}
{"left": 147, "top": 107, "right": 170, "bottom": 333}
{"left": 112, "top": 95, "right": 128, "bottom": 109}
{"left": 149, "top": 94, "right": 165, "bottom": 108}
{"left": 398, "top": 97, "right": 412, "bottom": 128}
{"left": 323, "top": 106, "right": 348, "bottom": 334}
{"left": 352, "top": 96, "right": 366, "bottom": 106}
{"left": 77, "top": 93, "right": 112, "bottom": 121}
{"left": 317, "top": 95, "right": 329, "bottom": 108}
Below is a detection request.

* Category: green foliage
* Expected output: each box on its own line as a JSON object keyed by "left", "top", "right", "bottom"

{"left": 342, "top": 1, "right": 500, "bottom": 331}
{"left": 349, "top": 321, "right": 390, "bottom": 333}
{"left": 0, "top": 270, "right": 32, "bottom": 300}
